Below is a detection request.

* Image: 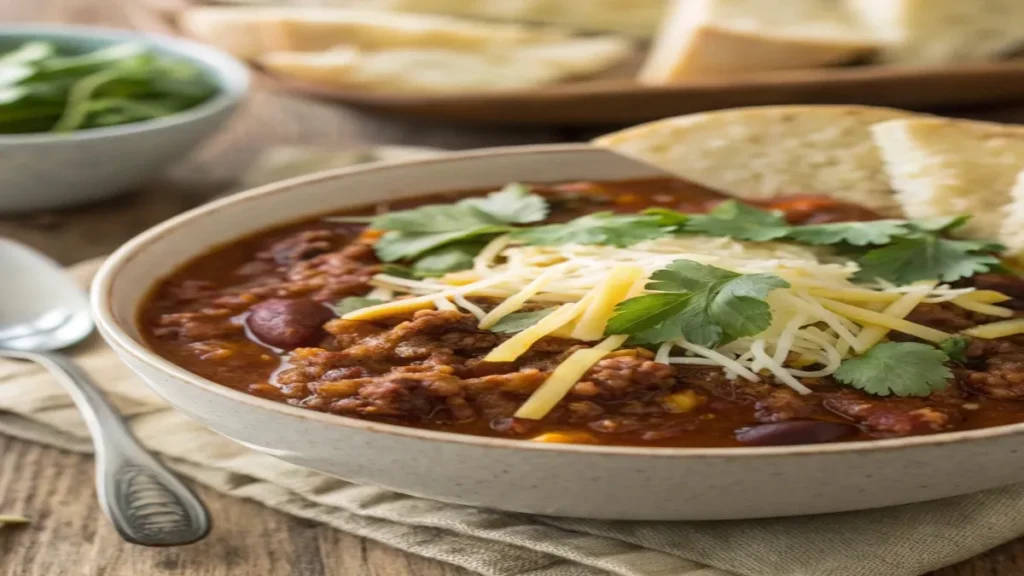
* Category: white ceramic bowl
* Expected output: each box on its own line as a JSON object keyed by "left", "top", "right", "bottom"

{"left": 92, "top": 145, "right": 1024, "bottom": 520}
{"left": 0, "top": 26, "right": 249, "bottom": 213}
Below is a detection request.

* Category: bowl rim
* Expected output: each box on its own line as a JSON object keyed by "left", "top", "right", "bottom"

{"left": 91, "top": 143, "right": 1024, "bottom": 458}
{"left": 0, "top": 24, "right": 250, "bottom": 143}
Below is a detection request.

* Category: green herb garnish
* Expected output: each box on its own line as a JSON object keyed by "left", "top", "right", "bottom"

{"left": 330, "top": 297, "right": 386, "bottom": 316}
{"left": 412, "top": 242, "right": 484, "bottom": 277}
{"left": 490, "top": 308, "right": 556, "bottom": 334}
{"left": 0, "top": 41, "right": 217, "bottom": 134}
{"left": 939, "top": 336, "right": 970, "bottom": 363}
{"left": 606, "top": 260, "right": 789, "bottom": 347}
{"left": 511, "top": 212, "right": 668, "bottom": 247}
{"left": 650, "top": 201, "right": 1003, "bottom": 284}
{"left": 786, "top": 220, "right": 911, "bottom": 246}
{"left": 834, "top": 342, "right": 953, "bottom": 397}
{"left": 854, "top": 230, "right": 1003, "bottom": 284}
{"left": 371, "top": 183, "right": 545, "bottom": 263}
{"left": 683, "top": 200, "right": 791, "bottom": 241}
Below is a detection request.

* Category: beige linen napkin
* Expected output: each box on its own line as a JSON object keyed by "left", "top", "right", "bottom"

{"left": 4, "top": 147, "right": 1024, "bottom": 576}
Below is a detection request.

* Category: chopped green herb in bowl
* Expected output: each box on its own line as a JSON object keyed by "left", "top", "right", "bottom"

{"left": 0, "top": 26, "right": 248, "bottom": 212}
{"left": 0, "top": 40, "right": 218, "bottom": 134}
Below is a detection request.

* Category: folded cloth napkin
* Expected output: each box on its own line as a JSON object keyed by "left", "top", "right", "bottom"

{"left": 4, "top": 147, "right": 1024, "bottom": 576}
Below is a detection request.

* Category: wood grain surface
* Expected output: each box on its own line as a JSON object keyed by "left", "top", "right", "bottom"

{"left": 5, "top": 1, "right": 1024, "bottom": 574}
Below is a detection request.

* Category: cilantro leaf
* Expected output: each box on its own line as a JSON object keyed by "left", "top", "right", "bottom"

{"left": 330, "top": 297, "right": 385, "bottom": 316}
{"left": 605, "top": 293, "right": 696, "bottom": 344}
{"left": 511, "top": 212, "right": 669, "bottom": 247}
{"left": 412, "top": 242, "right": 483, "bottom": 277}
{"left": 379, "top": 264, "right": 416, "bottom": 279}
{"left": 912, "top": 215, "right": 970, "bottom": 233}
{"left": 939, "top": 336, "right": 970, "bottom": 363}
{"left": 368, "top": 184, "right": 548, "bottom": 263}
{"left": 462, "top": 183, "right": 548, "bottom": 224}
{"left": 372, "top": 204, "right": 501, "bottom": 233}
{"left": 709, "top": 273, "right": 790, "bottom": 338}
{"left": 684, "top": 200, "right": 791, "bottom": 241}
{"left": 373, "top": 227, "right": 510, "bottom": 262}
{"left": 786, "top": 220, "right": 910, "bottom": 246}
{"left": 490, "top": 308, "right": 556, "bottom": 334}
{"left": 854, "top": 234, "right": 1001, "bottom": 284}
{"left": 642, "top": 207, "right": 690, "bottom": 229}
{"left": 606, "top": 260, "right": 789, "bottom": 347}
{"left": 833, "top": 342, "right": 952, "bottom": 397}
{"left": 646, "top": 259, "right": 740, "bottom": 293}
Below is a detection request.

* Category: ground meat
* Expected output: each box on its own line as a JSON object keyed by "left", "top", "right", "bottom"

{"left": 571, "top": 357, "right": 676, "bottom": 399}
{"left": 155, "top": 308, "right": 241, "bottom": 341}
{"left": 258, "top": 230, "right": 337, "bottom": 265}
{"left": 340, "top": 310, "right": 500, "bottom": 362}
{"left": 963, "top": 354, "right": 1024, "bottom": 399}
{"left": 824, "top": 392, "right": 962, "bottom": 435}
{"left": 905, "top": 303, "right": 979, "bottom": 332}
{"left": 753, "top": 388, "right": 815, "bottom": 423}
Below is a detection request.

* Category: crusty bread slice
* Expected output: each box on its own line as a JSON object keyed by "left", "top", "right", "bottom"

{"left": 640, "top": 0, "right": 883, "bottom": 83}
{"left": 178, "top": 6, "right": 569, "bottom": 60}
{"left": 306, "top": 0, "right": 669, "bottom": 38}
{"left": 260, "top": 37, "right": 633, "bottom": 92}
{"left": 998, "top": 170, "right": 1024, "bottom": 255}
{"left": 871, "top": 118, "right": 1024, "bottom": 241}
{"left": 847, "top": 0, "right": 1024, "bottom": 64}
{"left": 593, "top": 105, "right": 913, "bottom": 215}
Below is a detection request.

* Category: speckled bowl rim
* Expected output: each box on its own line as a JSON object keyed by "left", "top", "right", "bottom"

{"left": 0, "top": 24, "right": 249, "bottom": 143}
{"left": 91, "top": 143, "right": 1024, "bottom": 459}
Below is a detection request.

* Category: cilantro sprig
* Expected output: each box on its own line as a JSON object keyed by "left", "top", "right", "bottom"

{"left": 370, "top": 183, "right": 548, "bottom": 265}
{"left": 510, "top": 212, "right": 669, "bottom": 247}
{"left": 606, "top": 260, "right": 790, "bottom": 347}
{"left": 647, "top": 201, "right": 1003, "bottom": 284}
{"left": 852, "top": 218, "right": 1003, "bottom": 284}
{"left": 834, "top": 342, "right": 953, "bottom": 397}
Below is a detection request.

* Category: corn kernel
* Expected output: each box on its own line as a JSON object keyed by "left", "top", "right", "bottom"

{"left": 530, "top": 432, "right": 598, "bottom": 444}
{"left": 662, "top": 390, "right": 705, "bottom": 413}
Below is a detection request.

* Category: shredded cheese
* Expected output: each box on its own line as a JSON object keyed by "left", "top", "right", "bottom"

{"left": 964, "top": 318, "right": 1024, "bottom": 339}
{"left": 485, "top": 303, "right": 581, "bottom": 362}
{"left": 515, "top": 335, "right": 628, "bottom": 420}
{"left": 478, "top": 266, "right": 563, "bottom": 329}
{"left": 855, "top": 282, "right": 936, "bottom": 350}
{"left": 570, "top": 264, "right": 644, "bottom": 341}
{"left": 356, "top": 231, "right": 1012, "bottom": 420}
{"left": 818, "top": 297, "right": 950, "bottom": 343}
{"left": 950, "top": 296, "right": 1015, "bottom": 318}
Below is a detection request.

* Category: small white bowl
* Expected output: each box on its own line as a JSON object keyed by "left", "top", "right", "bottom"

{"left": 0, "top": 26, "right": 249, "bottom": 213}
{"left": 92, "top": 145, "right": 1024, "bottom": 520}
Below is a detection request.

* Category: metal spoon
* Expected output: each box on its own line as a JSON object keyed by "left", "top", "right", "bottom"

{"left": 0, "top": 238, "right": 210, "bottom": 546}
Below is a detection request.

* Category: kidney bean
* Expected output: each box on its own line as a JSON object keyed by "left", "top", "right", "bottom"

{"left": 246, "top": 298, "right": 334, "bottom": 349}
{"left": 735, "top": 420, "right": 857, "bottom": 446}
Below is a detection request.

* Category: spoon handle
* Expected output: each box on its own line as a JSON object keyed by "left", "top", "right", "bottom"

{"left": 8, "top": 350, "right": 210, "bottom": 546}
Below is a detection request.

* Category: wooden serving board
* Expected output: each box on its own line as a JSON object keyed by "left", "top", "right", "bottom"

{"left": 131, "top": 0, "right": 1024, "bottom": 126}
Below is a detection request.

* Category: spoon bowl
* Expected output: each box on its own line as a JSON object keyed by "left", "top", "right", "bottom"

{"left": 0, "top": 241, "right": 93, "bottom": 351}
{"left": 0, "top": 238, "right": 210, "bottom": 546}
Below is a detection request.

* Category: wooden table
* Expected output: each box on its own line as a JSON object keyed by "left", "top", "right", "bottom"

{"left": 4, "top": 1, "right": 1024, "bottom": 574}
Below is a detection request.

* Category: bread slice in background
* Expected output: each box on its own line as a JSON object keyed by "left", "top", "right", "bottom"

{"left": 640, "top": 0, "right": 883, "bottom": 83}
{"left": 299, "top": 0, "right": 669, "bottom": 38}
{"left": 261, "top": 37, "right": 633, "bottom": 92}
{"left": 593, "top": 105, "right": 913, "bottom": 215}
{"left": 871, "top": 118, "right": 1024, "bottom": 242}
{"left": 998, "top": 171, "right": 1024, "bottom": 256}
{"left": 179, "top": 6, "right": 572, "bottom": 60}
{"left": 847, "top": 0, "right": 1024, "bottom": 65}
